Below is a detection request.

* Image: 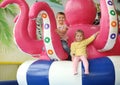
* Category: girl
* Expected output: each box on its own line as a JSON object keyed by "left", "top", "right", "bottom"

{"left": 70, "top": 30, "right": 98, "bottom": 75}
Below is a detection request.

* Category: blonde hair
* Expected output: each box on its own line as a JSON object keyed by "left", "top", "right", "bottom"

{"left": 75, "top": 30, "right": 84, "bottom": 36}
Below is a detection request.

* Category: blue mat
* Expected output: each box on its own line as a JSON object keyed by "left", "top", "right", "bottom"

{"left": 0, "top": 80, "right": 18, "bottom": 85}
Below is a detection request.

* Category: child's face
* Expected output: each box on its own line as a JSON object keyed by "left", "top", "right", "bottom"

{"left": 75, "top": 32, "right": 84, "bottom": 42}
{"left": 56, "top": 14, "right": 65, "bottom": 25}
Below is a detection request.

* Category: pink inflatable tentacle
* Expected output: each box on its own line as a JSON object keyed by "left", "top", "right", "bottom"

{"left": 94, "top": 0, "right": 118, "bottom": 52}
{"left": 0, "top": 0, "right": 44, "bottom": 55}
{"left": 28, "top": 2, "right": 39, "bottom": 40}
{"left": 28, "top": 2, "right": 50, "bottom": 60}
{"left": 28, "top": 18, "right": 37, "bottom": 39}
{"left": 29, "top": 2, "right": 68, "bottom": 60}
{"left": 14, "top": 14, "right": 19, "bottom": 23}
{"left": 0, "top": 0, "right": 24, "bottom": 7}
{"left": 14, "top": 1, "right": 44, "bottom": 55}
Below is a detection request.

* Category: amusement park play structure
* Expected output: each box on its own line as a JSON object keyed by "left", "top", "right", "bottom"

{"left": 0, "top": 0, "right": 120, "bottom": 85}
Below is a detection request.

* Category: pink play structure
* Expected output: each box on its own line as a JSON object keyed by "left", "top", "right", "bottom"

{"left": 0, "top": 0, "right": 120, "bottom": 85}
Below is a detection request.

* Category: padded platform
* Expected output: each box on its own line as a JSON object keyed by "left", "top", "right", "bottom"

{"left": 0, "top": 80, "right": 18, "bottom": 85}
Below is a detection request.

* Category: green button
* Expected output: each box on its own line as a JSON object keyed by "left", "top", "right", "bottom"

{"left": 110, "top": 10, "right": 115, "bottom": 16}
{"left": 44, "top": 37, "right": 50, "bottom": 43}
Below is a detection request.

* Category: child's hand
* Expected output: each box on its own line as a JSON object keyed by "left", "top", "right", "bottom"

{"left": 56, "top": 29, "right": 66, "bottom": 38}
{"left": 61, "top": 28, "right": 67, "bottom": 33}
{"left": 94, "top": 31, "right": 99, "bottom": 37}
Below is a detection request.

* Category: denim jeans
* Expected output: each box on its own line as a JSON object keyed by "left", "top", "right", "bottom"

{"left": 61, "top": 40, "right": 71, "bottom": 60}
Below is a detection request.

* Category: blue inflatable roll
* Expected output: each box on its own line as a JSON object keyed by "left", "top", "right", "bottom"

{"left": 0, "top": 80, "right": 18, "bottom": 85}
{"left": 17, "top": 56, "right": 120, "bottom": 85}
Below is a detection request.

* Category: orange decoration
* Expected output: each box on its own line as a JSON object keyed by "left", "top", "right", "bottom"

{"left": 111, "top": 21, "right": 117, "bottom": 27}
{"left": 48, "top": 50, "right": 53, "bottom": 55}
{"left": 42, "top": 13, "right": 47, "bottom": 18}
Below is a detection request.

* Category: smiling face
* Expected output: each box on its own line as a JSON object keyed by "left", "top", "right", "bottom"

{"left": 56, "top": 12, "right": 65, "bottom": 25}
{"left": 75, "top": 30, "right": 84, "bottom": 42}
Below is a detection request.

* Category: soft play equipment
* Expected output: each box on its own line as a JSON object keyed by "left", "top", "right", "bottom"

{"left": 17, "top": 56, "right": 120, "bottom": 85}
{"left": 0, "top": 0, "right": 120, "bottom": 85}
{"left": 0, "top": 80, "right": 18, "bottom": 85}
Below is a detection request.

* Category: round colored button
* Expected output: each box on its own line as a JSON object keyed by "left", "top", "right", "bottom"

{"left": 111, "top": 21, "right": 117, "bottom": 27}
{"left": 45, "top": 24, "right": 49, "bottom": 29}
{"left": 48, "top": 50, "right": 53, "bottom": 55}
{"left": 44, "top": 37, "right": 50, "bottom": 43}
{"left": 42, "top": 13, "right": 47, "bottom": 18}
{"left": 108, "top": 1, "right": 113, "bottom": 5}
{"left": 110, "top": 33, "right": 116, "bottom": 39}
{"left": 110, "top": 10, "right": 115, "bottom": 16}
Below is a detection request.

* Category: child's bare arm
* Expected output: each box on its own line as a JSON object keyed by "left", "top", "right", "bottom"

{"left": 93, "top": 31, "right": 99, "bottom": 37}
{"left": 56, "top": 29, "right": 65, "bottom": 38}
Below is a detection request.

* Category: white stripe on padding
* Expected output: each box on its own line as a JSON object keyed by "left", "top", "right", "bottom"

{"left": 108, "top": 56, "right": 120, "bottom": 85}
{"left": 49, "top": 61, "right": 82, "bottom": 85}
{"left": 17, "top": 60, "right": 37, "bottom": 85}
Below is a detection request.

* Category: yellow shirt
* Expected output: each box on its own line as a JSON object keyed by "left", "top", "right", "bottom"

{"left": 70, "top": 35, "right": 95, "bottom": 57}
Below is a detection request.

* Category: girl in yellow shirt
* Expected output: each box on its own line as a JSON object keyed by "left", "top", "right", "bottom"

{"left": 70, "top": 30, "right": 98, "bottom": 75}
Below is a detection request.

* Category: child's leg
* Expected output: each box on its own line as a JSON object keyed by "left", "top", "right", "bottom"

{"left": 80, "top": 56, "right": 89, "bottom": 74}
{"left": 61, "top": 40, "right": 71, "bottom": 60}
{"left": 72, "top": 57, "right": 74, "bottom": 61}
{"left": 72, "top": 57, "right": 80, "bottom": 75}
{"left": 61, "top": 40, "right": 70, "bottom": 54}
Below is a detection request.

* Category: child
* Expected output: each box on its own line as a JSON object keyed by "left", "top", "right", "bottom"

{"left": 70, "top": 30, "right": 98, "bottom": 75}
{"left": 56, "top": 12, "right": 71, "bottom": 60}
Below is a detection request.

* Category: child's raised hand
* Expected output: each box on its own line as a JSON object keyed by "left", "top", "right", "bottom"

{"left": 94, "top": 31, "right": 99, "bottom": 37}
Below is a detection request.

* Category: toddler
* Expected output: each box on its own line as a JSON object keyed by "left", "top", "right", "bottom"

{"left": 70, "top": 30, "right": 98, "bottom": 75}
